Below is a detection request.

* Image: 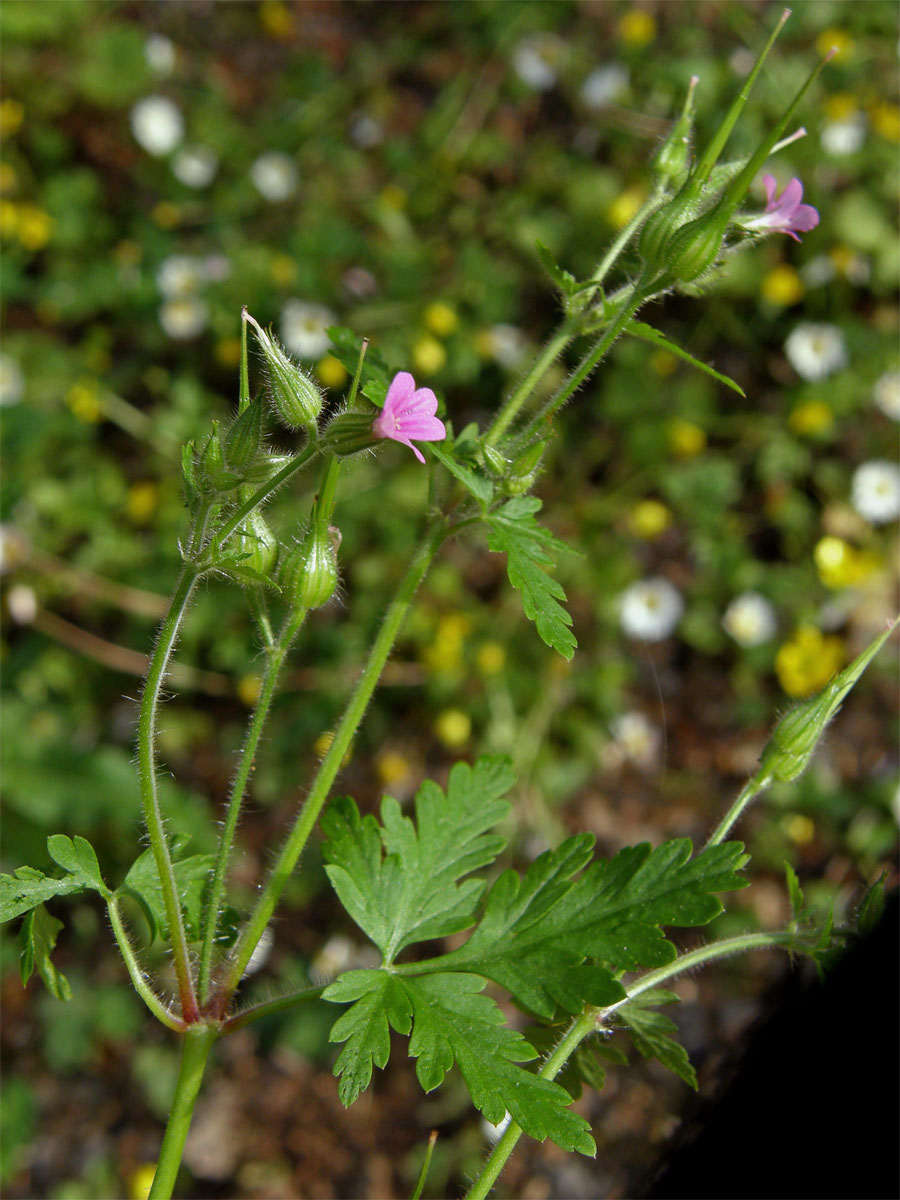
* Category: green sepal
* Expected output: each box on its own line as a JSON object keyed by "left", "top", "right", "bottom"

{"left": 224, "top": 394, "right": 264, "bottom": 469}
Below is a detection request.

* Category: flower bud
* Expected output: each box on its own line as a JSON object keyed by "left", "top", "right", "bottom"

{"left": 323, "top": 411, "right": 379, "bottom": 457}
{"left": 662, "top": 198, "right": 730, "bottom": 284}
{"left": 244, "top": 311, "right": 323, "bottom": 430}
{"left": 224, "top": 395, "right": 264, "bottom": 469}
{"left": 637, "top": 186, "right": 700, "bottom": 272}
{"left": 280, "top": 523, "right": 338, "bottom": 609}
{"left": 234, "top": 510, "right": 278, "bottom": 579}
{"left": 482, "top": 445, "right": 509, "bottom": 476}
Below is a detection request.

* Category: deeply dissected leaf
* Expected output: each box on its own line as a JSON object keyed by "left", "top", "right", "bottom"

{"left": 618, "top": 988, "right": 697, "bottom": 1089}
{"left": 436, "top": 837, "right": 748, "bottom": 1018}
{"left": 428, "top": 443, "right": 494, "bottom": 506}
{"left": 323, "top": 969, "right": 595, "bottom": 1155}
{"left": 19, "top": 905, "right": 72, "bottom": 1001}
{"left": 322, "top": 756, "right": 514, "bottom": 962}
{"left": 118, "top": 835, "right": 214, "bottom": 943}
{"left": 486, "top": 497, "right": 577, "bottom": 660}
{"left": 1, "top": 834, "right": 108, "bottom": 924}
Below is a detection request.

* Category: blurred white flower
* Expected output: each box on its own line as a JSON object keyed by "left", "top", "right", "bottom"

{"left": 280, "top": 299, "right": 335, "bottom": 359}
{"left": 722, "top": 592, "right": 777, "bottom": 647}
{"left": 349, "top": 112, "right": 383, "bottom": 149}
{"left": 729, "top": 47, "right": 755, "bottom": 77}
{"left": 609, "top": 711, "right": 661, "bottom": 769}
{"left": 159, "top": 296, "right": 207, "bottom": 339}
{"left": 156, "top": 255, "right": 205, "bottom": 298}
{"left": 619, "top": 577, "right": 684, "bottom": 640}
{"left": 481, "top": 324, "right": 528, "bottom": 370}
{"left": 873, "top": 369, "right": 900, "bottom": 421}
{"left": 250, "top": 151, "right": 298, "bottom": 201}
{"left": 801, "top": 256, "right": 836, "bottom": 287}
{"left": 481, "top": 1112, "right": 512, "bottom": 1144}
{"left": 784, "top": 323, "right": 847, "bottom": 381}
{"left": 341, "top": 265, "right": 377, "bottom": 300}
{"left": 241, "top": 927, "right": 273, "bottom": 978}
{"left": 130, "top": 95, "right": 184, "bottom": 157}
{"left": 580, "top": 63, "right": 629, "bottom": 108}
{"left": 512, "top": 33, "right": 565, "bottom": 91}
{"left": 850, "top": 460, "right": 900, "bottom": 525}
{"left": 201, "top": 254, "right": 231, "bottom": 283}
{"left": 144, "top": 34, "right": 176, "bottom": 76}
{"left": 7, "top": 583, "right": 37, "bottom": 625}
{"left": 311, "top": 935, "right": 355, "bottom": 980}
{"left": 0, "top": 354, "right": 24, "bottom": 406}
{"left": 821, "top": 114, "right": 866, "bottom": 156}
{"left": 172, "top": 144, "right": 218, "bottom": 188}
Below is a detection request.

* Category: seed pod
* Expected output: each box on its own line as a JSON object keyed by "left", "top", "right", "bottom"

{"left": 663, "top": 198, "right": 730, "bottom": 284}
{"left": 637, "top": 186, "right": 700, "bottom": 272}
{"left": 280, "top": 523, "right": 338, "bottom": 609}
{"left": 323, "top": 411, "right": 379, "bottom": 457}
{"left": 244, "top": 311, "right": 323, "bottom": 430}
{"left": 224, "top": 395, "right": 264, "bottom": 469}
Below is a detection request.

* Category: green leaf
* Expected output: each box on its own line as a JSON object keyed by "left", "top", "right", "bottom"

{"left": 1, "top": 866, "right": 87, "bottom": 925}
{"left": 324, "top": 969, "right": 595, "bottom": 1154}
{"left": 326, "top": 325, "right": 392, "bottom": 407}
{"left": 439, "top": 838, "right": 748, "bottom": 1018}
{"left": 428, "top": 443, "right": 494, "bottom": 507}
{"left": 856, "top": 873, "right": 887, "bottom": 937}
{"left": 624, "top": 319, "right": 746, "bottom": 396}
{"left": 322, "top": 756, "right": 514, "bottom": 963}
{"left": 486, "top": 497, "right": 577, "bottom": 660}
{"left": 46, "top": 834, "right": 108, "bottom": 895}
{"left": 535, "top": 240, "right": 581, "bottom": 303}
{"left": 618, "top": 988, "right": 697, "bottom": 1089}
{"left": 118, "top": 835, "right": 214, "bottom": 944}
{"left": 19, "top": 905, "right": 72, "bottom": 1001}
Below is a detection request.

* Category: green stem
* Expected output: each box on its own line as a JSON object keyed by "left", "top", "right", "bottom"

{"left": 137, "top": 564, "right": 201, "bottom": 1022}
{"left": 515, "top": 277, "right": 653, "bottom": 446}
{"left": 590, "top": 184, "right": 667, "bottom": 290}
{"left": 483, "top": 325, "right": 576, "bottom": 448}
{"left": 465, "top": 928, "right": 799, "bottom": 1200}
{"left": 219, "top": 520, "right": 447, "bottom": 998}
{"left": 705, "top": 769, "right": 773, "bottom": 849}
{"left": 197, "top": 606, "right": 309, "bottom": 1004}
{"left": 220, "top": 982, "right": 325, "bottom": 1034}
{"left": 148, "top": 1024, "right": 219, "bottom": 1200}
{"left": 106, "top": 896, "right": 186, "bottom": 1032}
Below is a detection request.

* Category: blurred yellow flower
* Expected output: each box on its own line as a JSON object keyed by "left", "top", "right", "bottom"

{"left": 424, "top": 302, "right": 459, "bottom": 337}
{"left": 376, "top": 750, "right": 412, "bottom": 786}
{"left": 435, "top": 708, "right": 471, "bottom": 748}
{"left": 423, "top": 612, "right": 470, "bottom": 677}
{"left": 0, "top": 162, "right": 17, "bottom": 193}
{"left": 762, "top": 264, "right": 804, "bottom": 307}
{"left": 236, "top": 674, "right": 263, "bottom": 707}
{"left": 380, "top": 184, "right": 407, "bottom": 210}
{"left": 476, "top": 641, "right": 506, "bottom": 675}
{"left": 126, "top": 481, "right": 158, "bottom": 524}
{"left": 618, "top": 9, "right": 656, "bottom": 47}
{"left": 782, "top": 813, "right": 815, "bottom": 845}
{"left": 627, "top": 499, "right": 672, "bottom": 539}
{"left": 215, "top": 336, "right": 241, "bottom": 368}
{"left": 0, "top": 98, "right": 24, "bottom": 138}
{"left": 412, "top": 334, "right": 446, "bottom": 376}
{"left": 260, "top": 0, "right": 294, "bottom": 38}
{"left": 270, "top": 253, "right": 297, "bottom": 287}
{"left": 0, "top": 199, "right": 17, "bottom": 236}
{"left": 775, "top": 626, "right": 844, "bottom": 697}
{"left": 16, "top": 205, "right": 53, "bottom": 251}
{"left": 650, "top": 349, "right": 677, "bottom": 377}
{"left": 788, "top": 400, "right": 833, "bottom": 436}
{"left": 607, "top": 185, "right": 645, "bottom": 230}
{"left": 813, "top": 536, "right": 880, "bottom": 589}
{"left": 666, "top": 417, "right": 706, "bottom": 457}
{"left": 129, "top": 1163, "right": 157, "bottom": 1200}
{"left": 824, "top": 93, "right": 858, "bottom": 122}
{"left": 316, "top": 354, "right": 348, "bottom": 388}
{"left": 313, "top": 730, "right": 352, "bottom": 765}
{"left": 869, "top": 103, "right": 900, "bottom": 142}
{"left": 65, "top": 379, "right": 102, "bottom": 423}
{"left": 151, "top": 201, "right": 181, "bottom": 229}
{"left": 816, "top": 28, "right": 852, "bottom": 61}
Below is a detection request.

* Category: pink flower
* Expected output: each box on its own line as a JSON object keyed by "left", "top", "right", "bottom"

{"left": 742, "top": 174, "right": 819, "bottom": 242}
{"left": 372, "top": 371, "right": 446, "bottom": 464}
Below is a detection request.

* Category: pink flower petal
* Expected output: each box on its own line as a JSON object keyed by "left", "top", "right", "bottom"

{"left": 372, "top": 370, "right": 447, "bottom": 462}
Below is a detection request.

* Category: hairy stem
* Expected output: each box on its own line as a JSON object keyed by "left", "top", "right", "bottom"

{"left": 137, "top": 564, "right": 201, "bottom": 1021}
{"left": 465, "top": 928, "right": 800, "bottom": 1200}
{"left": 705, "top": 769, "right": 774, "bottom": 849}
{"left": 197, "top": 606, "right": 309, "bottom": 1004}
{"left": 106, "top": 896, "right": 186, "bottom": 1032}
{"left": 221, "top": 982, "right": 326, "bottom": 1034}
{"left": 218, "top": 520, "right": 448, "bottom": 997}
{"left": 148, "top": 1024, "right": 219, "bottom": 1200}
{"left": 483, "top": 325, "right": 576, "bottom": 448}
